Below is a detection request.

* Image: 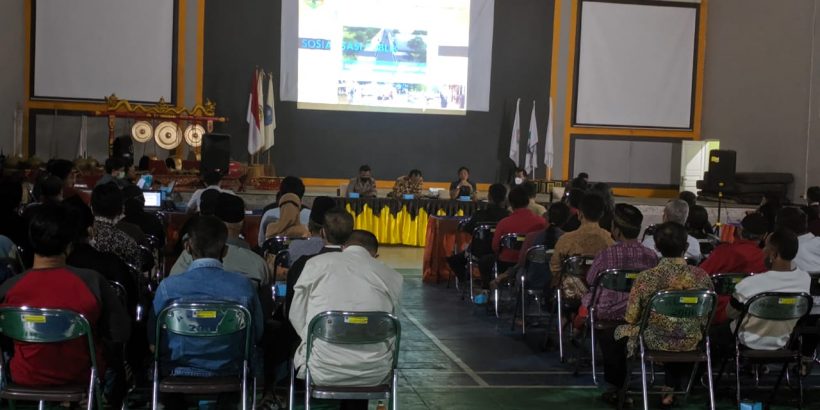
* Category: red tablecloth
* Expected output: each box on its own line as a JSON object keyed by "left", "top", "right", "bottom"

{"left": 422, "top": 216, "right": 470, "bottom": 284}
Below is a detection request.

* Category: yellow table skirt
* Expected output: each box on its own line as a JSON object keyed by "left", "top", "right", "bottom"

{"left": 344, "top": 203, "right": 464, "bottom": 247}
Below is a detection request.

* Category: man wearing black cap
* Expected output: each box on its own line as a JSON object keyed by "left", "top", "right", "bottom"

{"left": 170, "top": 193, "right": 270, "bottom": 288}
{"left": 700, "top": 212, "right": 768, "bottom": 324}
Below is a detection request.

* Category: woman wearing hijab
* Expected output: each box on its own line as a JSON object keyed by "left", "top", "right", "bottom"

{"left": 265, "top": 192, "right": 309, "bottom": 238}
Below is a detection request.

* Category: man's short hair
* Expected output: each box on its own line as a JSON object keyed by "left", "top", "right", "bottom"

{"left": 653, "top": 222, "right": 689, "bottom": 258}
{"left": 807, "top": 186, "right": 820, "bottom": 204}
{"left": 323, "top": 207, "right": 354, "bottom": 245}
{"left": 279, "top": 176, "right": 306, "bottom": 199}
{"left": 776, "top": 207, "right": 808, "bottom": 235}
{"left": 487, "top": 183, "right": 507, "bottom": 205}
{"left": 767, "top": 228, "right": 799, "bottom": 261}
{"left": 203, "top": 171, "right": 223, "bottom": 186}
{"left": 199, "top": 189, "right": 222, "bottom": 216}
{"left": 678, "top": 191, "right": 697, "bottom": 208}
{"left": 740, "top": 213, "right": 768, "bottom": 240}
{"left": 566, "top": 188, "right": 585, "bottom": 209}
{"left": 522, "top": 181, "right": 537, "bottom": 199}
{"left": 664, "top": 199, "right": 690, "bottom": 225}
{"left": 548, "top": 202, "right": 571, "bottom": 228}
{"left": 40, "top": 176, "right": 63, "bottom": 199}
{"left": 215, "top": 193, "right": 245, "bottom": 224}
{"left": 612, "top": 203, "right": 643, "bottom": 239}
{"left": 579, "top": 193, "right": 605, "bottom": 222}
{"left": 187, "top": 215, "right": 228, "bottom": 259}
{"left": 346, "top": 229, "right": 379, "bottom": 255}
{"left": 104, "top": 157, "right": 123, "bottom": 174}
{"left": 46, "top": 159, "right": 75, "bottom": 181}
{"left": 29, "top": 203, "right": 79, "bottom": 257}
{"left": 309, "top": 196, "right": 337, "bottom": 234}
{"left": 409, "top": 169, "right": 422, "bottom": 178}
{"left": 359, "top": 165, "right": 371, "bottom": 173}
{"left": 508, "top": 186, "right": 529, "bottom": 209}
{"left": 458, "top": 166, "right": 469, "bottom": 174}
{"left": 91, "top": 182, "right": 123, "bottom": 218}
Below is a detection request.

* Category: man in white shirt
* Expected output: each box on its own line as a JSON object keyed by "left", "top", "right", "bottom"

{"left": 643, "top": 199, "right": 702, "bottom": 262}
{"left": 289, "top": 230, "right": 403, "bottom": 393}
{"left": 776, "top": 207, "right": 820, "bottom": 272}
{"left": 725, "top": 228, "right": 811, "bottom": 350}
{"left": 186, "top": 171, "right": 234, "bottom": 213}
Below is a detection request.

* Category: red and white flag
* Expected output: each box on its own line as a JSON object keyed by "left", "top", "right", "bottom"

{"left": 247, "top": 68, "right": 264, "bottom": 155}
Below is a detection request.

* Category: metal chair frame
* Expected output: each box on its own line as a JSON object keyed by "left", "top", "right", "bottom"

{"left": 465, "top": 223, "right": 496, "bottom": 303}
{"left": 289, "top": 311, "right": 401, "bottom": 410}
{"left": 552, "top": 255, "right": 593, "bottom": 362}
{"left": 492, "top": 233, "right": 527, "bottom": 318}
{"left": 510, "top": 245, "right": 553, "bottom": 335}
{"left": 151, "top": 301, "right": 254, "bottom": 410}
{"left": 0, "top": 307, "right": 102, "bottom": 410}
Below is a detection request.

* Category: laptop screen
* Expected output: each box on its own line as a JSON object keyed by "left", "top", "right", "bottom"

{"left": 143, "top": 191, "right": 162, "bottom": 208}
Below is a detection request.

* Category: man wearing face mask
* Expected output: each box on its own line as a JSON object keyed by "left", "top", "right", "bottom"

{"left": 346, "top": 165, "right": 377, "bottom": 197}
{"left": 96, "top": 157, "right": 130, "bottom": 188}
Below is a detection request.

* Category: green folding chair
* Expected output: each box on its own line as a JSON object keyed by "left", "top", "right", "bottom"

{"left": 0, "top": 307, "right": 102, "bottom": 410}
{"left": 727, "top": 292, "right": 812, "bottom": 407}
{"left": 553, "top": 255, "right": 593, "bottom": 362}
{"left": 510, "top": 245, "right": 553, "bottom": 335}
{"left": 710, "top": 273, "right": 749, "bottom": 296}
{"left": 151, "top": 301, "right": 254, "bottom": 410}
{"left": 290, "top": 311, "right": 401, "bottom": 410}
{"left": 466, "top": 223, "right": 496, "bottom": 303}
{"left": 586, "top": 268, "right": 640, "bottom": 384}
{"left": 635, "top": 290, "right": 718, "bottom": 410}
{"left": 493, "top": 233, "right": 527, "bottom": 318}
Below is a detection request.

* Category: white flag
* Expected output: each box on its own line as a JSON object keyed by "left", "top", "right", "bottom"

{"left": 544, "top": 97, "right": 554, "bottom": 169}
{"left": 246, "top": 68, "right": 264, "bottom": 155}
{"left": 77, "top": 115, "right": 88, "bottom": 158}
{"left": 525, "top": 101, "right": 538, "bottom": 177}
{"left": 263, "top": 73, "right": 276, "bottom": 150}
{"left": 509, "top": 98, "right": 521, "bottom": 166}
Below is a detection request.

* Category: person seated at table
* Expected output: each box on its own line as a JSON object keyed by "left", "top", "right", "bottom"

{"left": 449, "top": 166, "right": 477, "bottom": 200}
{"left": 96, "top": 157, "right": 129, "bottom": 188}
{"left": 699, "top": 213, "right": 768, "bottom": 324}
{"left": 391, "top": 169, "right": 424, "bottom": 198}
{"left": 776, "top": 206, "right": 820, "bottom": 272}
{"left": 150, "top": 215, "right": 264, "bottom": 408}
{"left": 478, "top": 186, "right": 546, "bottom": 290}
{"left": 512, "top": 167, "right": 528, "bottom": 186}
{"left": 549, "top": 193, "right": 614, "bottom": 301}
{"left": 643, "top": 199, "right": 702, "bottom": 263}
{"left": 347, "top": 164, "right": 377, "bottom": 197}
{"left": 258, "top": 176, "right": 312, "bottom": 246}
{"left": 122, "top": 185, "right": 166, "bottom": 247}
{"left": 447, "top": 184, "right": 511, "bottom": 282}
{"left": 0, "top": 203, "right": 131, "bottom": 406}
{"left": 522, "top": 181, "right": 546, "bottom": 217}
{"left": 186, "top": 170, "right": 234, "bottom": 214}
{"left": 265, "top": 192, "right": 309, "bottom": 239}
{"left": 613, "top": 222, "right": 713, "bottom": 407}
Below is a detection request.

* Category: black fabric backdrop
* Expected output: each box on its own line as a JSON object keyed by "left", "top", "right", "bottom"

{"left": 203, "top": 0, "right": 553, "bottom": 183}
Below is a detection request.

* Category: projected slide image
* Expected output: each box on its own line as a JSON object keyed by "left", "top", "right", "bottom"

{"left": 337, "top": 81, "right": 465, "bottom": 109}
{"left": 342, "top": 27, "right": 428, "bottom": 73}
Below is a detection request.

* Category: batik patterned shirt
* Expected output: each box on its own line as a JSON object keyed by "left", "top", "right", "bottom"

{"left": 391, "top": 176, "right": 423, "bottom": 197}
{"left": 582, "top": 241, "right": 659, "bottom": 321}
{"left": 92, "top": 216, "right": 142, "bottom": 268}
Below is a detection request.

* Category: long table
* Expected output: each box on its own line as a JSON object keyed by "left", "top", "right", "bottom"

{"left": 335, "top": 197, "right": 487, "bottom": 247}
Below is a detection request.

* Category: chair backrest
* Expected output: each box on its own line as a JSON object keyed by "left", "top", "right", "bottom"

{"left": 563, "top": 255, "right": 594, "bottom": 278}
{"left": 306, "top": 311, "right": 401, "bottom": 369}
{"left": 589, "top": 269, "right": 639, "bottom": 314}
{"left": 741, "top": 292, "right": 812, "bottom": 322}
{"left": 521, "top": 245, "right": 554, "bottom": 289}
{"left": 154, "top": 301, "right": 252, "bottom": 361}
{"left": 262, "top": 236, "right": 303, "bottom": 258}
{"left": 639, "top": 290, "right": 717, "bottom": 345}
{"left": 274, "top": 249, "right": 291, "bottom": 269}
{"left": 109, "top": 281, "right": 128, "bottom": 305}
{"left": 498, "top": 233, "right": 526, "bottom": 253}
{"left": 641, "top": 224, "right": 657, "bottom": 242}
{"left": 524, "top": 245, "right": 552, "bottom": 265}
{"left": 711, "top": 273, "right": 749, "bottom": 296}
{"left": 684, "top": 256, "right": 700, "bottom": 266}
{"left": 468, "top": 223, "right": 496, "bottom": 256}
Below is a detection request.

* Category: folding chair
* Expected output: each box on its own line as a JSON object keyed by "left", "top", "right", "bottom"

{"left": 584, "top": 268, "right": 639, "bottom": 384}
{"left": 151, "top": 301, "right": 255, "bottom": 410}
{"left": 510, "top": 245, "right": 553, "bottom": 334}
{"left": 553, "top": 255, "right": 593, "bottom": 362}
{"left": 0, "top": 307, "right": 103, "bottom": 410}
{"left": 290, "top": 311, "right": 401, "bottom": 410}
{"left": 722, "top": 292, "right": 812, "bottom": 407}
{"left": 711, "top": 273, "right": 749, "bottom": 297}
{"left": 465, "top": 223, "right": 496, "bottom": 303}
{"left": 797, "top": 272, "right": 820, "bottom": 369}
{"left": 448, "top": 217, "right": 472, "bottom": 292}
{"left": 633, "top": 290, "right": 718, "bottom": 410}
{"left": 493, "top": 233, "right": 526, "bottom": 318}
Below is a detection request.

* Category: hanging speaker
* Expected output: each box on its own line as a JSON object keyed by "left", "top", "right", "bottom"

{"left": 201, "top": 133, "right": 231, "bottom": 175}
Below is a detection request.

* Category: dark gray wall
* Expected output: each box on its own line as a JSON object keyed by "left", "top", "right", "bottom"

{"left": 203, "top": 0, "right": 554, "bottom": 183}
{"left": 0, "top": 1, "right": 24, "bottom": 156}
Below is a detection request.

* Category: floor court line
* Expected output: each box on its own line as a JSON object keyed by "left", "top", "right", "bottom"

{"left": 402, "top": 309, "right": 490, "bottom": 387}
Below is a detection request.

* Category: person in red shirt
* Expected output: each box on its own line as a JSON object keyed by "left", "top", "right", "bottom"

{"left": 0, "top": 204, "right": 130, "bottom": 404}
{"left": 478, "top": 186, "right": 546, "bottom": 289}
{"left": 699, "top": 213, "right": 768, "bottom": 324}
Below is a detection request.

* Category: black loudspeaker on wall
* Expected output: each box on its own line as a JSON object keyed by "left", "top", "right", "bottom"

{"left": 706, "top": 149, "right": 737, "bottom": 191}
{"left": 201, "top": 133, "right": 231, "bottom": 175}
{"left": 112, "top": 135, "right": 134, "bottom": 166}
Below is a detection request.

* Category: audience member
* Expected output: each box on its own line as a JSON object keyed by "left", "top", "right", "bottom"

{"left": 174, "top": 188, "right": 221, "bottom": 256}
{"left": 478, "top": 186, "right": 546, "bottom": 289}
{"left": 522, "top": 181, "right": 546, "bottom": 217}
{"left": 0, "top": 203, "right": 130, "bottom": 403}
{"left": 391, "top": 169, "right": 424, "bottom": 197}
{"left": 580, "top": 204, "right": 657, "bottom": 402}
{"left": 562, "top": 188, "right": 585, "bottom": 232}
{"left": 447, "top": 184, "right": 510, "bottom": 282}
{"left": 699, "top": 213, "right": 768, "bottom": 324}
{"left": 589, "top": 182, "right": 614, "bottom": 232}
{"left": 258, "top": 176, "right": 311, "bottom": 245}
{"left": 346, "top": 165, "right": 377, "bottom": 197}
{"left": 164, "top": 157, "right": 176, "bottom": 170}
{"left": 122, "top": 185, "right": 166, "bottom": 247}
{"left": 46, "top": 158, "right": 81, "bottom": 200}
{"left": 686, "top": 204, "right": 714, "bottom": 239}
{"left": 569, "top": 172, "right": 589, "bottom": 191}
{"left": 96, "top": 157, "right": 128, "bottom": 188}
{"left": 287, "top": 196, "right": 337, "bottom": 265}
{"left": 346, "top": 229, "right": 380, "bottom": 257}
{"left": 549, "top": 194, "right": 614, "bottom": 299}
{"left": 449, "top": 166, "right": 477, "bottom": 199}
{"left": 515, "top": 202, "right": 571, "bottom": 289}
{"left": 0, "top": 178, "right": 27, "bottom": 265}
{"left": 807, "top": 186, "right": 820, "bottom": 236}
{"left": 775, "top": 206, "right": 820, "bottom": 272}
{"left": 186, "top": 171, "right": 234, "bottom": 213}
{"left": 756, "top": 193, "right": 783, "bottom": 234}
{"left": 642, "top": 199, "right": 702, "bottom": 262}
{"left": 289, "top": 227, "right": 402, "bottom": 406}
{"left": 614, "top": 222, "right": 713, "bottom": 407}
{"left": 90, "top": 183, "right": 143, "bottom": 267}
{"left": 678, "top": 191, "right": 697, "bottom": 208}
{"left": 264, "top": 192, "right": 309, "bottom": 239}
